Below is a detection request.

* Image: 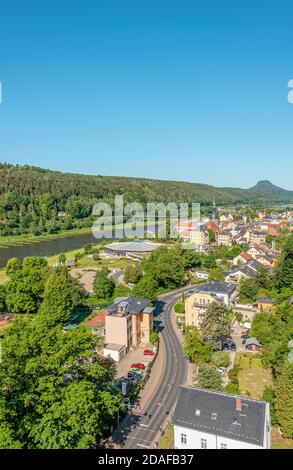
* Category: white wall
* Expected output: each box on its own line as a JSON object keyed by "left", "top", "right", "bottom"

{"left": 174, "top": 425, "right": 265, "bottom": 450}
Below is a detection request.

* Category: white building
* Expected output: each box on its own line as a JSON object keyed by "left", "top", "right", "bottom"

{"left": 173, "top": 387, "right": 271, "bottom": 449}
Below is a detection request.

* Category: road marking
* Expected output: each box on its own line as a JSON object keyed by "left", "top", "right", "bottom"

{"left": 139, "top": 423, "right": 149, "bottom": 428}
{"left": 137, "top": 444, "right": 150, "bottom": 448}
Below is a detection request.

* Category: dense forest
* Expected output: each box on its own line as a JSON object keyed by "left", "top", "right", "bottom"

{"left": 0, "top": 163, "right": 293, "bottom": 237}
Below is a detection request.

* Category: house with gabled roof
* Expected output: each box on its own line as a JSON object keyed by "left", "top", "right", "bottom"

{"left": 173, "top": 387, "right": 270, "bottom": 449}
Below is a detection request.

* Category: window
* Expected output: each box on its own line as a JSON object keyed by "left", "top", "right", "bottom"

{"left": 180, "top": 433, "right": 187, "bottom": 445}
{"left": 200, "top": 438, "right": 207, "bottom": 449}
{"left": 220, "top": 443, "right": 227, "bottom": 449}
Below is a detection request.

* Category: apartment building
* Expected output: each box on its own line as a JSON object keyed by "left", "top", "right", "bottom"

{"left": 185, "top": 281, "right": 236, "bottom": 327}
{"left": 104, "top": 296, "right": 154, "bottom": 361}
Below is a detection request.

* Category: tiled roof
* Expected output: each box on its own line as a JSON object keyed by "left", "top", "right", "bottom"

{"left": 173, "top": 387, "right": 267, "bottom": 447}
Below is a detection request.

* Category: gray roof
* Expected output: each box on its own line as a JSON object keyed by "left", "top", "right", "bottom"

{"left": 107, "top": 296, "right": 152, "bottom": 316}
{"left": 104, "top": 343, "right": 126, "bottom": 351}
{"left": 198, "top": 281, "right": 236, "bottom": 296}
{"left": 104, "top": 240, "right": 161, "bottom": 253}
{"left": 289, "top": 296, "right": 293, "bottom": 305}
{"left": 245, "top": 337, "right": 261, "bottom": 347}
{"left": 256, "top": 297, "right": 274, "bottom": 304}
{"left": 173, "top": 387, "right": 267, "bottom": 447}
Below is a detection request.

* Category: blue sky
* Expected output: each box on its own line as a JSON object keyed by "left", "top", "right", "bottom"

{"left": 0, "top": 0, "right": 292, "bottom": 189}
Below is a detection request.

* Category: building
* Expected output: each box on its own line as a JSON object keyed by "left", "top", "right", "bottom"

{"left": 256, "top": 297, "right": 275, "bottom": 311}
{"left": 103, "top": 240, "right": 161, "bottom": 259}
{"left": 224, "top": 259, "right": 264, "bottom": 284}
{"left": 191, "top": 269, "right": 209, "bottom": 280}
{"left": 185, "top": 291, "right": 221, "bottom": 327}
{"left": 195, "top": 281, "right": 237, "bottom": 305}
{"left": 233, "top": 252, "right": 253, "bottom": 265}
{"left": 104, "top": 296, "right": 154, "bottom": 361}
{"left": 250, "top": 231, "right": 267, "bottom": 245}
{"left": 185, "top": 281, "right": 236, "bottom": 327}
{"left": 218, "top": 230, "right": 232, "bottom": 247}
{"left": 173, "top": 387, "right": 271, "bottom": 449}
{"left": 245, "top": 337, "right": 261, "bottom": 352}
{"left": 189, "top": 228, "right": 209, "bottom": 252}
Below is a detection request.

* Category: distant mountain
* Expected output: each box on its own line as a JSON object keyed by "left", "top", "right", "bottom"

{"left": 0, "top": 164, "right": 292, "bottom": 207}
{"left": 249, "top": 180, "right": 293, "bottom": 202}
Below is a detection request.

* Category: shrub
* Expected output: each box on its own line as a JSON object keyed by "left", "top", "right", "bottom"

{"left": 174, "top": 302, "right": 185, "bottom": 314}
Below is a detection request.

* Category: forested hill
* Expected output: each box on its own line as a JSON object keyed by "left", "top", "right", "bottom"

{"left": 1, "top": 163, "right": 293, "bottom": 205}
{"left": 0, "top": 163, "right": 292, "bottom": 237}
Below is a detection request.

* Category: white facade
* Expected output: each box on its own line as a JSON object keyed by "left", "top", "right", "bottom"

{"left": 174, "top": 402, "right": 271, "bottom": 450}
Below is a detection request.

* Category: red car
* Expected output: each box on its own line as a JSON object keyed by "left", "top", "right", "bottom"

{"left": 144, "top": 349, "right": 155, "bottom": 356}
{"left": 131, "top": 363, "right": 145, "bottom": 370}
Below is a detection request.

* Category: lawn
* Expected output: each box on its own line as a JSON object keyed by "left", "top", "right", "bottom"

{"left": 238, "top": 368, "right": 273, "bottom": 399}
{"left": 158, "top": 423, "right": 174, "bottom": 449}
{"left": 271, "top": 427, "right": 293, "bottom": 449}
{"left": 0, "top": 269, "right": 8, "bottom": 285}
{"left": 234, "top": 353, "right": 263, "bottom": 369}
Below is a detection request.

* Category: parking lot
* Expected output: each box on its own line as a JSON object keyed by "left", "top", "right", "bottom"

{"left": 116, "top": 343, "right": 156, "bottom": 380}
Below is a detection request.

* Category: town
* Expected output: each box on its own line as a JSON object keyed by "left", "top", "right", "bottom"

{"left": 0, "top": 200, "right": 292, "bottom": 450}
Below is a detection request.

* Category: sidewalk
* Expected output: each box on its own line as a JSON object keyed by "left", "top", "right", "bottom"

{"left": 137, "top": 335, "right": 166, "bottom": 412}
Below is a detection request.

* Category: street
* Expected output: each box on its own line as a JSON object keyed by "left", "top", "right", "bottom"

{"left": 114, "top": 287, "right": 191, "bottom": 449}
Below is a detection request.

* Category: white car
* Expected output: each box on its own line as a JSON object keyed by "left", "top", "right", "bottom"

{"left": 218, "top": 367, "right": 226, "bottom": 376}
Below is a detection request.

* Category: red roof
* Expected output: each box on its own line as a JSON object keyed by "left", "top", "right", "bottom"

{"left": 85, "top": 311, "right": 106, "bottom": 328}
{"left": 208, "top": 221, "right": 219, "bottom": 233}
{"left": 240, "top": 252, "right": 253, "bottom": 261}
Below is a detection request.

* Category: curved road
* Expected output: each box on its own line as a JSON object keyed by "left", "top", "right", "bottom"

{"left": 121, "top": 287, "right": 192, "bottom": 449}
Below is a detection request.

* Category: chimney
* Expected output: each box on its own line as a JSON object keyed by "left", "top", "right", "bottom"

{"left": 236, "top": 398, "right": 242, "bottom": 412}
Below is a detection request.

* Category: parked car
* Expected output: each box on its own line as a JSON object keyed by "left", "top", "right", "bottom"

{"left": 131, "top": 363, "right": 145, "bottom": 370}
{"left": 127, "top": 372, "right": 141, "bottom": 380}
{"left": 222, "top": 342, "right": 230, "bottom": 351}
{"left": 144, "top": 349, "right": 155, "bottom": 356}
{"left": 131, "top": 368, "right": 143, "bottom": 376}
{"left": 230, "top": 342, "right": 237, "bottom": 352}
{"left": 218, "top": 367, "right": 226, "bottom": 376}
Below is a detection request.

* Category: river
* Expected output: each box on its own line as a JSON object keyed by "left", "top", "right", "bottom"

{"left": 0, "top": 232, "right": 106, "bottom": 268}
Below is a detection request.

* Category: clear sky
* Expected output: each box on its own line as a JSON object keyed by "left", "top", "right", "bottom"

{"left": 0, "top": 0, "right": 292, "bottom": 189}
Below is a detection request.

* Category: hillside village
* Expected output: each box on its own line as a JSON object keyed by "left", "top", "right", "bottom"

{"left": 0, "top": 202, "right": 292, "bottom": 450}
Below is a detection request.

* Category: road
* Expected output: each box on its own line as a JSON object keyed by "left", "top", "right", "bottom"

{"left": 118, "top": 286, "right": 193, "bottom": 449}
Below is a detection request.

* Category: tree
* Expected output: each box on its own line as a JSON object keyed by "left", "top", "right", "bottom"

{"left": 183, "top": 327, "right": 212, "bottom": 364}
{"left": 58, "top": 254, "right": 66, "bottom": 264}
{"left": 225, "top": 382, "right": 240, "bottom": 394}
{"left": 208, "top": 268, "right": 224, "bottom": 281}
{"left": 143, "top": 246, "right": 185, "bottom": 290}
{"left": 262, "top": 386, "right": 277, "bottom": 426}
{"left": 39, "top": 267, "right": 75, "bottom": 325}
{"left": 274, "top": 362, "right": 293, "bottom": 438}
{"left": 274, "top": 235, "right": 293, "bottom": 290}
{"left": 211, "top": 351, "right": 230, "bottom": 368}
{"left": 150, "top": 331, "right": 159, "bottom": 345}
{"left": 133, "top": 275, "right": 159, "bottom": 302}
{"left": 201, "top": 302, "right": 229, "bottom": 351}
{"left": 0, "top": 285, "right": 7, "bottom": 312}
{"left": 93, "top": 268, "right": 115, "bottom": 301}
{"left": 5, "top": 256, "right": 49, "bottom": 313}
{"left": 0, "top": 313, "right": 123, "bottom": 449}
{"left": 239, "top": 277, "right": 259, "bottom": 303}
{"left": 196, "top": 364, "right": 223, "bottom": 391}
{"left": 124, "top": 264, "right": 143, "bottom": 284}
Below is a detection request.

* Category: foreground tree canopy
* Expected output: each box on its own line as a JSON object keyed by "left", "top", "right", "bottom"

{"left": 0, "top": 264, "right": 123, "bottom": 449}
